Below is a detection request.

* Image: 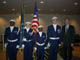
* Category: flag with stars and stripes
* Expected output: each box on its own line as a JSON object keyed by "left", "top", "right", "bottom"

{"left": 32, "top": 2, "right": 39, "bottom": 32}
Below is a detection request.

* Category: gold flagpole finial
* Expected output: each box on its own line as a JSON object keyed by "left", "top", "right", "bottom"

{"left": 22, "top": 0, "right": 24, "bottom": 2}
{"left": 21, "top": 0, "right": 24, "bottom": 5}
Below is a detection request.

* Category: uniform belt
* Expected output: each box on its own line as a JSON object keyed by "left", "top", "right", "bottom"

{"left": 23, "top": 38, "right": 32, "bottom": 42}
{"left": 24, "top": 40, "right": 32, "bottom": 42}
{"left": 8, "top": 39, "right": 18, "bottom": 42}
{"left": 49, "top": 37, "right": 59, "bottom": 40}
{"left": 36, "top": 42, "right": 45, "bottom": 46}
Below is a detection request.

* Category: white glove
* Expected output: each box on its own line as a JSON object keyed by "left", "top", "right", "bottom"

{"left": 71, "top": 43, "right": 74, "bottom": 47}
{"left": 59, "top": 44, "right": 61, "bottom": 46}
{"left": 16, "top": 45, "right": 20, "bottom": 48}
{"left": 34, "top": 47, "right": 37, "bottom": 51}
{"left": 22, "top": 44, "right": 25, "bottom": 49}
{"left": 47, "top": 43, "right": 50, "bottom": 47}
{"left": 23, "top": 38, "right": 27, "bottom": 41}
{"left": 44, "top": 47, "right": 48, "bottom": 49}
{"left": 5, "top": 43, "right": 8, "bottom": 48}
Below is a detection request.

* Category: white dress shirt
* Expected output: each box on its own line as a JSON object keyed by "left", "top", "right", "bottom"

{"left": 10, "top": 26, "right": 14, "bottom": 32}
{"left": 39, "top": 32, "right": 42, "bottom": 37}
{"left": 53, "top": 24, "right": 57, "bottom": 32}
{"left": 26, "top": 28, "right": 30, "bottom": 32}
{"left": 65, "top": 24, "right": 69, "bottom": 33}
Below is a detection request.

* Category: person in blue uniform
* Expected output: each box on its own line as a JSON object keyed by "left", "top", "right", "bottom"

{"left": 22, "top": 22, "right": 35, "bottom": 60}
{"left": 4, "top": 19, "right": 19, "bottom": 60}
{"left": 47, "top": 17, "right": 62, "bottom": 60}
{"left": 35, "top": 25, "right": 46, "bottom": 60}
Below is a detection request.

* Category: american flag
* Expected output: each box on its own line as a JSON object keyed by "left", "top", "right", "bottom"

{"left": 32, "top": 2, "right": 39, "bottom": 32}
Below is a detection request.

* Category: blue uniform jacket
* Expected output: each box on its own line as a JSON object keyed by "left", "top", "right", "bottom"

{"left": 4, "top": 27, "right": 19, "bottom": 43}
{"left": 22, "top": 28, "right": 35, "bottom": 45}
{"left": 47, "top": 25, "right": 62, "bottom": 45}
{"left": 36, "top": 32, "right": 46, "bottom": 47}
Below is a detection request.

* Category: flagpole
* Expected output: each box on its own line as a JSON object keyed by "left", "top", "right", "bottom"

{"left": 34, "top": 0, "right": 37, "bottom": 7}
{"left": 33, "top": 0, "right": 39, "bottom": 60}
{"left": 19, "top": 0, "right": 24, "bottom": 49}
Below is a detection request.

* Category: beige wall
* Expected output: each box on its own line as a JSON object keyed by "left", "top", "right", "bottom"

{"left": 0, "top": 14, "right": 80, "bottom": 34}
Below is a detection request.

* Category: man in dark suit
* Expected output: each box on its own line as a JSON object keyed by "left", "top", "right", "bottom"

{"left": 4, "top": 19, "right": 19, "bottom": 60}
{"left": 47, "top": 17, "right": 62, "bottom": 60}
{"left": 61, "top": 18, "right": 75, "bottom": 60}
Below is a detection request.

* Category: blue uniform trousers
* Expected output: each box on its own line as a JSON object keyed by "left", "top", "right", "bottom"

{"left": 49, "top": 41, "right": 58, "bottom": 60}
{"left": 37, "top": 46, "right": 44, "bottom": 60}
{"left": 24, "top": 42, "right": 33, "bottom": 60}
{"left": 7, "top": 42, "right": 18, "bottom": 60}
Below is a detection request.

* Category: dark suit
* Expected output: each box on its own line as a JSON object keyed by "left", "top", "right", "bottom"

{"left": 62, "top": 25, "right": 75, "bottom": 60}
